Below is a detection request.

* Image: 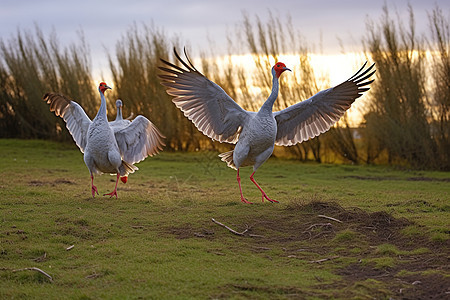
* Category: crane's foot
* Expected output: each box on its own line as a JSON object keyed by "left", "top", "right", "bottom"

{"left": 91, "top": 185, "right": 99, "bottom": 198}
{"left": 261, "top": 193, "right": 279, "bottom": 203}
{"left": 241, "top": 197, "right": 253, "bottom": 204}
{"left": 249, "top": 172, "right": 278, "bottom": 203}
{"left": 104, "top": 173, "right": 120, "bottom": 198}
{"left": 103, "top": 190, "right": 118, "bottom": 198}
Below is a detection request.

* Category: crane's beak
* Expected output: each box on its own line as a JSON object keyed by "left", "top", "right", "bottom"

{"left": 284, "top": 67, "right": 292, "bottom": 72}
{"left": 106, "top": 85, "right": 112, "bottom": 90}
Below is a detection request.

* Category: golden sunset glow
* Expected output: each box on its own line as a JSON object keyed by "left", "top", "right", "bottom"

{"left": 208, "top": 52, "right": 371, "bottom": 126}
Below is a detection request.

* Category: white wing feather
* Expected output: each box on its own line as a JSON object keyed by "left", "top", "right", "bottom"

{"left": 109, "top": 119, "right": 132, "bottom": 132}
{"left": 43, "top": 93, "right": 92, "bottom": 152}
{"left": 114, "top": 116, "right": 165, "bottom": 164}
{"left": 158, "top": 49, "right": 250, "bottom": 144}
{"left": 274, "top": 62, "right": 375, "bottom": 146}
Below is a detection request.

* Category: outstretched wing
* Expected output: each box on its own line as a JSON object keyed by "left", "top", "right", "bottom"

{"left": 114, "top": 116, "right": 165, "bottom": 164}
{"left": 109, "top": 119, "right": 132, "bottom": 132}
{"left": 43, "top": 93, "right": 92, "bottom": 152}
{"left": 274, "top": 62, "right": 376, "bottom": 146}
{"left": 158, "top": 48, "right": 251, "bottom": 144}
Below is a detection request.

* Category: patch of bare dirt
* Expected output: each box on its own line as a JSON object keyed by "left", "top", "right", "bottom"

{"left": 339, "top": 264, "right": 450, "bottom": 299}
{"left": 296, "top": 201, "right": 422, "bottom": 249}
{"left": 407, "top": 176, "right": 450, "bottom": 182}
{"left": 28, "top": 178, "right": 75, "bottom": 186}
{"left": 396, "top": 273, "right": 450, "bottom": 299}
{"left": 215, "top": 283, "right": 319, "bottom": 299}
{"left": 164, "top": 201, "right": 449, "bottom": 298}
{"left": 343, "top": 175, "right": 450, "bottom": 182}
{"left": 166, "top": 224, "right": 215, "bottom": 240}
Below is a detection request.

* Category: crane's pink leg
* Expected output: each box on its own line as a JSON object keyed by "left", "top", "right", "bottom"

{"left": 250, "top": 171, "right": 279, "bottom": 203}
{"left": 103, "top": 173, "right": 120, "bottom": 198}
{"left": 91, "top": 174, "right": 99, "bottom": 198}
{"left": 237, "top": 169, "right": 252, "bottom": 204}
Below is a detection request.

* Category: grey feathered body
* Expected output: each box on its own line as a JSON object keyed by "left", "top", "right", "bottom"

{"left": 84, "top": 115, "right": 122, "bottom": 175}
{"left": 233, "top": 110, "right": 277, "bottom": 170}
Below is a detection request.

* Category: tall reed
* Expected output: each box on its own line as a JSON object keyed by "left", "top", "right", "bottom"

{"left": 427, "top": 6, "right": 450, "bottom": 169}
{"left": 363, "top": 4, "right": 449, "bottom": 169}
{"left": 0, "top": 26, "right": 96, "bottom": 140}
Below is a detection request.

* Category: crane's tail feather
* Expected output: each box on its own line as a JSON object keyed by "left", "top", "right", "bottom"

{"left": 218, "top": 150, "right": 237, "bottom": 170}
{"left": 119, "top": 160, "right": 138, "bottom": 176}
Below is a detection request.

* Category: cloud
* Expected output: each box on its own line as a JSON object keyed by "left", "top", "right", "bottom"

{"left": 1, "top": 0, "right": 448, "bottom": 77}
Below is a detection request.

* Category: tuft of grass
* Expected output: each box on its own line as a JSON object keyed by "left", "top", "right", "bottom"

{"left": 375, "top": 244, "right": 400, "bottom": 256}
{"left": 332, "top": 230, "right": 359, "bottom": 243}
{"left": 401, "top": 225, "right": 425, "bottom": 237}
{"left": 350, "top": 247, "right": 363, "bottom": 254}
{"left": 431, "top": 232, "right": 449, "bottom": 242}
{"left": 348, "top": 279, "right": 391, "bottom": 299}
{"left": 363, "top": 257, "right": 396, "bottom": 269}
{"left": 376, "top": 244, "right": 430, "bottom": 256}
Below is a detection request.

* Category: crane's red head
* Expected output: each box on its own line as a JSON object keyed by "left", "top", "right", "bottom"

{"left": 99, "top": 82, "right": 111, "bottom": 94}
{"left": 273, "top": 62, "right": 291, "bottom": 78}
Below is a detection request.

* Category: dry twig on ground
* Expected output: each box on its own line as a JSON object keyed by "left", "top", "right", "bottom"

{"left": 318, "top": 214, "right": 343, "bottom": 223}
{"left": 211, "top": 218, "right": 248, "bottom": 236}
{"left": 303, "top": 223, "right": 333, "bottom": 233}
{"left": 12, "top": 267, "right": 53, "bottom": 282}
{"left": 309, "top": 256, "right": 340, "bottom": 263}
{"left": 211, "top": 218, "right": 265, "bottom": 238}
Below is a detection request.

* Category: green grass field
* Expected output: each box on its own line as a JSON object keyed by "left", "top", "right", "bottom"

{"left": 0, "top": 139, "right": 449, "bottom": 299}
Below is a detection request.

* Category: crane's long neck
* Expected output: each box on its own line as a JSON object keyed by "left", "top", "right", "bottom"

{"left": 95, "top": 89, "right": 108, "bottom": 120}
{"left": 259, "top": 71, "right": 279, "bottom": 114}
{"left": 115, "top": 106, "right": 122, "bottom": 121}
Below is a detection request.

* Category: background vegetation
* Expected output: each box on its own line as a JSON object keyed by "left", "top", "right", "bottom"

{"left": 361, "top": 5, "right": 449, "bottom": 170}
{"left": 0, "top": 4, "right": 448, "bottom": 170}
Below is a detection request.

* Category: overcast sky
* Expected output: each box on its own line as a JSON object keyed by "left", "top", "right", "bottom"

{"left": 1, "top": 0, "right": 448, "bottom": 75}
